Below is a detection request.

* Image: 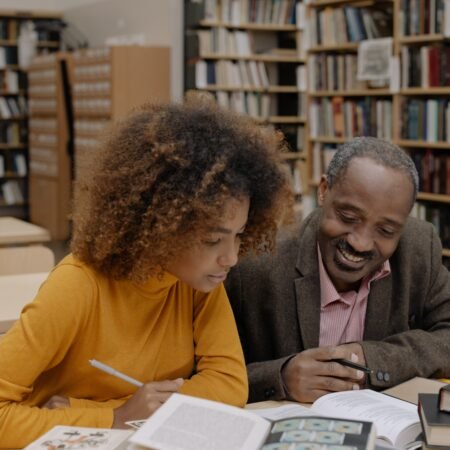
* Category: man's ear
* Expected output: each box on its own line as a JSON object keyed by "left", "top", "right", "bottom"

{"left": 317, "top": 175, "right": 329, "bottom": 206}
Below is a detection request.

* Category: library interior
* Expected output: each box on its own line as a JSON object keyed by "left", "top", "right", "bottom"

{"left": 0, "top": 0, "right": 449, "bottom": 449}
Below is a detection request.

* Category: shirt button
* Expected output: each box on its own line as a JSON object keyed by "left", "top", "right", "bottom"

{"left": 376, "top": 371, "right": 384, "bottom": 381}
{"left": 383, "top": 372, "right": 390, "bottom": 382}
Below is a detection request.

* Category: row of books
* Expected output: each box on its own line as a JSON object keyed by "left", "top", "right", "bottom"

{"left": 216, "top": 90, "right": 274, "bottom": 118}
{"left": 411, "top": 201, "right": 450, "bottom": 249}
{"left": 411, "top": 149, "right": 450, "bottom": 195}
{"left": 203, "top": 0, "right": 297, "bottom": 25}
{"left": 195, "top": 59, "right": 305, "bottom": 89}
{"left": 281, "top": 159, "right": 306, "bottom": 196}
{"left": 0, "top": 179, "right": 25, "bottom": 205}
{"left": 399, "top": 0, "right": 445, "bottom": 36}
{"left": 401, "top": 98, "right": 450, "bottom": 142}
{"left": 0, "top": 153, "right": 27, "bottom": 177}
{"left": 311, "top": 143, "right": 338, "bottom": 183}
{"left": 401, "top": 45, "right": 450, "bottom": 88}
{"left": 0, "top": 70, "right": 25, "bottom": 93}
{"left": 309, "top": 97, "right": 393, "bottom": 140}
{"left": 196, "top": 28, "right": 291, "bottom": 57}
{"left": 0, "top": 19, "right": 61, "bottom": 42}
{"left": 0, "top": 122, "right": 25, "bottom": 145}
{"left": 0, "top": 47, "right": 18, "bottom": 67}
{"left": 308, "top": 53, "right": 364, "bottom": 92}
{"left": 0, "top": 96, "right": 27, "bottom": 118}
{"left": 309, "top": 4, "right": 392, "bottom": 47}
{"left": 0, "top": 19, "right": 19, "bottom": 40}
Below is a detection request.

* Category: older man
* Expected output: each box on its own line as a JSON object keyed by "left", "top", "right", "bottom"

{"left": 226, "top": 137, "right": 450, "bottom": 403}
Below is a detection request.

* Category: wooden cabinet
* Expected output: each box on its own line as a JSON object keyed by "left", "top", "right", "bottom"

{"left": 28, "top": 52, "right": 72, "bottom": 240}
{"left": 72, "top": 46, "right": 170, "bottom": 180}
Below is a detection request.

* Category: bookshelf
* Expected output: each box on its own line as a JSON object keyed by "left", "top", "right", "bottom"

{"left": 306, "top": 0, "right": 394, "bottom": 186}
{"left": 72, "top": 46, "right": 170, "bottom": 180}
{"left": 184, "top": 0, "right": 309, "bottom": 207}
{"left": 394, "top": 0, "right": 450, "bottom": 266}
{"left": 0, "top": 10, "right": 62, "bottom": 219}
{"left": 28, "top": 52, "right": 72, "bottom": 240}
{"left": 305, "top": 0, "right": 449, "bottom": 266}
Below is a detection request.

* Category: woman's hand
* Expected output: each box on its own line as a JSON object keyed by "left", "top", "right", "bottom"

{"left": 42, "top": 395, "right": 70, "bottom": 409}
{"left": 113, "top": 378, "right": 184, "bottom": 428}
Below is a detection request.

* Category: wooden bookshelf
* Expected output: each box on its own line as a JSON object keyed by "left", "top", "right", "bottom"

{"left": 0, "top": 9, "right": 63, "bottom": 219}
{"left": 72, "top": 46, "right": 170, "bottom": 181}
{"left": 185, "top": 0, "right": 309, "bottom": 201}
{"left": 396, "top": 0, "right": 450, "bottom": 260}
{"left": 306, "top": 0, "right": 449, "bottom": 261}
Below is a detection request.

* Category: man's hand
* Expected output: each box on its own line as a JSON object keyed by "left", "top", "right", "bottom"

{"left": 112, "top": 378, "right": 184, "bottom": 428}
{"left": 281, "top": 344, "right": 367, "bottom": 403}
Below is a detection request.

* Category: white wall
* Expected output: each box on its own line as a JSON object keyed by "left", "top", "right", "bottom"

{"left": 0, "top": 0, "right": 62, "bottom": 10}
{"left": 1, "top": 0, "right": 184, "bottom": 100}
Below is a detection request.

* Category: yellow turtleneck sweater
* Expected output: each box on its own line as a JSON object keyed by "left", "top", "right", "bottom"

{"left": 0, "top": 255, "right": 248, "bottom": 448}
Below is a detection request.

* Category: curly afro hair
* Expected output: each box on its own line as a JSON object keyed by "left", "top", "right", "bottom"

{"left": 71, "top": 97, "right": 293, "bottom": 281}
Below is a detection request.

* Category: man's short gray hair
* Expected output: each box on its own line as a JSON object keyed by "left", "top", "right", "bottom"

{"left": 326, "top": 137, "right": 419, "bottom": 203}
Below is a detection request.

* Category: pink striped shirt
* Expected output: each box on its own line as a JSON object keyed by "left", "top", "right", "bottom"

{"left": 318, "top": 246, "right": 391, "bottom": 347}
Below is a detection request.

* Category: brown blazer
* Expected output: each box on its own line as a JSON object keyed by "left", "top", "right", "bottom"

{"left": 226, "top": 210, "right": 450, "bottom": 402}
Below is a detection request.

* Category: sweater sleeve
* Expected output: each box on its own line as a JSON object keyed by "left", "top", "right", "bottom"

{"left": 178, "top": 284, "right": 248, "bottom": 407}
{"left": 0, "top": 264, "right": 115, "bottom": 449}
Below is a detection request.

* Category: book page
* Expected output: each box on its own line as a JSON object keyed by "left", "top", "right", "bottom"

{"left": 130, "top": 393, "right": 270, "bottom": 450}
{"left": 24, "top": 426, "right": 132, "bottom": 449}
{"left": 250, "top": 404, "right": 313, "bottom": 421}
{"left": 312, "top": 390, "right": 420, "bottom": 447}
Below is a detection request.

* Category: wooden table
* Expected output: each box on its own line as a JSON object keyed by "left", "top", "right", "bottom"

{"left": 0, "top": 217, "right": 50, "bottom": 246}
{"left": 0, "top": 272, "right": 48, "bottom": 333}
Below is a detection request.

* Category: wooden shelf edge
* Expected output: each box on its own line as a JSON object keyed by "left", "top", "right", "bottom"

{"left": 396, "top": 140, "right": 450, "bottom": 149}
{"left": 310, "top": 89, "right": 392, "bottom": 97}
{"left": 416, "top": 193, "right": 450, "bottom": 204}
{"left": 198, "top": 20, "right": 298, "bottom": 31}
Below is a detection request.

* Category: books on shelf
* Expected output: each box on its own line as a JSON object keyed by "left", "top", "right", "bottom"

{"left": 399, "top": 0, "right": 446, "bottom": 36}
{"left": 401, "top": 98, "right": 450, "bottom": 142}
{"left": 129, "top": 392, "right": 377, "bottom": 450}
{"left": 310, "top": 97, "right": 392, "bottom": 140}
{"left": 1, "top": 179, "right": 24, "bottom": 204}
{"left": 418, "top": 393, "right": 450, "bottom": 447}
{"left": 411, "top": 202, "right": 450, "bottom": 249}
{"left": 201, "top": 0, "right": 297, "bottom": 25}
{"left": 309, "top": 4, "right": 393, "bottom": 47}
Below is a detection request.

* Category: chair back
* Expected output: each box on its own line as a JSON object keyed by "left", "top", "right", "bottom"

{"left": 0, "top": 245, "right": 55, "bottom": 275}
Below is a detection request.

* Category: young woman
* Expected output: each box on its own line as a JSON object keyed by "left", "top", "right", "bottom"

{"left": 0, "top": 97, "right": 293, "bottom": 448}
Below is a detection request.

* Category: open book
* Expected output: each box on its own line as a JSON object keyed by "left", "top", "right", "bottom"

{"left": 128, "top": 390, "right": 423, "bottom": 450}
{"left": 128, "top": 392, "right": 377, "bottom": 450}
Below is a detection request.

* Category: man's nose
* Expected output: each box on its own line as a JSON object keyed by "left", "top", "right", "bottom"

{"left": 347, "top": 228, "right": 374, "bottom": 253}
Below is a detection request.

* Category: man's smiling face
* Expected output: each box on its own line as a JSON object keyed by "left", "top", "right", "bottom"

{"left": 317, "top": 157, "right": 414, "bottom": 292}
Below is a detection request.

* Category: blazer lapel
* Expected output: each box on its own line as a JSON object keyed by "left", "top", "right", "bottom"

{"left": 364, "top": 275, "right": 392, "bottom": 340}
{"left": 294, "top": 211, "right": 322, "bottom": 349}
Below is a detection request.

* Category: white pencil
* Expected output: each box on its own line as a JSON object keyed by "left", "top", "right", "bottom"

{"left": 89, "top": 359, "right": 144, "bottom": 387}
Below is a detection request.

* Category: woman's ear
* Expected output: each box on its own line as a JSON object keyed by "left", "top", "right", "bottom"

{"left": 317, "top": 175, "right": 329, "bottom": 206}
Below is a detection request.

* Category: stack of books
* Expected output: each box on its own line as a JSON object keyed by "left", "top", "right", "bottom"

{"left": 419, "top": 385, "right": 450, "bottom": 449}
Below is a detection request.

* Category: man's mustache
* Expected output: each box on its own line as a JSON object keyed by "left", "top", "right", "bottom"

{"left": 336, "top": 239, "right": 374, "bottom": 260}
